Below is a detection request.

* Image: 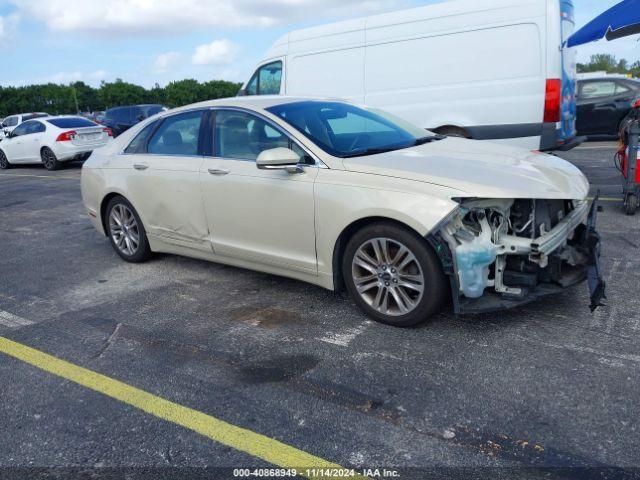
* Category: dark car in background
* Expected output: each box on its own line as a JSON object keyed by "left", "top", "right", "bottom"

{"left": 103, "top": 104, "right": 166, "bottom": 137}
{"left": 577, "top": 78, "right": 640, "bottom": 137}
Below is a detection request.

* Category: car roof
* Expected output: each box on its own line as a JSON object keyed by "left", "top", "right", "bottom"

{"left": 42, "top": 115, "right": 94, "bottom": 122}
{"left": 170, "top": 95, "right": 350, "bottom": 113}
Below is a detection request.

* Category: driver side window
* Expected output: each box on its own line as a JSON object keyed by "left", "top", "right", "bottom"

{"left": 214, "top": 110, "right": 313, "bottom": 164}
{"left": 11, "top": 122, "right": 31, "bottom": 137}
{"left": 245, "top": 61, "right": 282, "bottom": 96}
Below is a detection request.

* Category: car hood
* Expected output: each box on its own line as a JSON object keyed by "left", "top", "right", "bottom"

{"left": 342, "top": 137, "right": 589, "bottom": 200}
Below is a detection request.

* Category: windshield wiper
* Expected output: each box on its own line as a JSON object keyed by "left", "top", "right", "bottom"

{"left": 342, "top": 135, "right": 446, "bottom": 158}
{"left": 342, "top": 147, "right": 400, "bottom": 158}
{"left": 414, "top": 134, "right": 446, "bottom": 146}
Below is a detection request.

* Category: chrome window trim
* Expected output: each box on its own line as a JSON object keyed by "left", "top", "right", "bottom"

{"left": 209, "top": 106, "right": 327, "bottom": 169}
{"left": 117, "top": 105, "right": 328, "bottom": 169}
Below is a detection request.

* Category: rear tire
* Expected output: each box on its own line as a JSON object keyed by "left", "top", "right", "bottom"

{"left": 625, "top": 194, "right": 638, "bottom": 216}
{"left": 41, "top": 147, "right": 61, "bottom": 171}
{"left": 342, "top": 222, "right": 448, "bottom": 327}
{"left": 0, "top": 150, "right": 10, "bottom": 169}
{"left": 105, "top": 196, "right": 152, "bottom": 263}
{"left": 433, "top": 126, "right": 471, "bottom": 139}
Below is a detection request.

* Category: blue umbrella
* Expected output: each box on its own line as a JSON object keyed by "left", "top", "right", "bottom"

{"left": 567, "top": 0, "right": 640, "bottom": 47}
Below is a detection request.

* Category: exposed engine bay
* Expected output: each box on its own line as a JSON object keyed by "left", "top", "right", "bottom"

{"left": 431, "top": 197, "right": 606, "bottom": 314}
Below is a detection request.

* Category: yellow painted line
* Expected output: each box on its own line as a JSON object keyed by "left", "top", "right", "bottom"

{"left": 0, "top": 336, "right": 367, "bottom": 479}
{"left": 0, "top": 173, "right": 78, "bottom": 180}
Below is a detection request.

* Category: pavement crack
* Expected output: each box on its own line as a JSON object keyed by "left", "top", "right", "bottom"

{"left": 93, "top": 322, "right": 123, "bottom": 359}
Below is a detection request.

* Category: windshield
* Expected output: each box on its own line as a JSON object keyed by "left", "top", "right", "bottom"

{"left": 266, "top": 101, "right": 433, "bottom": 158}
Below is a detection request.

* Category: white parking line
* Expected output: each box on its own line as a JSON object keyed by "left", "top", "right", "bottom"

{"left": 0, "top": 310, "right": 35, "bottom": 329}
{"left": 319, "top": 321, "right": 371, "bottom": 347}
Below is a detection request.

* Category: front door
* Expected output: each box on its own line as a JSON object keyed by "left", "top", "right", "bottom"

{"left": 3, "top": 122, "right": 32, "bottom": 163}
{"left": 200, "top": 109, "right": 318, "bottom": 274}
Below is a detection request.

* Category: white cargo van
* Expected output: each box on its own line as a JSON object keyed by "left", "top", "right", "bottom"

{"left": 240, "top": 0, "right": 579, "bottom": 151}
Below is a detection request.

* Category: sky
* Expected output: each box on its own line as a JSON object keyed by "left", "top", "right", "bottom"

{"left": 0, "top": 0, "right": 638, "bottom": 89}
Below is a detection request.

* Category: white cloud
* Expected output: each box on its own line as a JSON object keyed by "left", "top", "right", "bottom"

{"left": 8, "top": 0, "right": 408, "bottom": 35}
{"left": 46, "top": 70, "right": 107, "bottom": 84}
{"left": 0, "top": 13, "right": 19, "bottom": 41}
{"left": 153, "top": 52, "right": 183, "bottom": 73}
{"left": 1, "top": 69, "right": 108, "bottom": 87}
{"left": 192, "top": 39, "right": 239, "bottom": 66}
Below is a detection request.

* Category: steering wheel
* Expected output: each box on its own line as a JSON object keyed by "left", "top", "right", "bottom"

{"left": 347, "top": 133, "right": 371, "bottom": 152}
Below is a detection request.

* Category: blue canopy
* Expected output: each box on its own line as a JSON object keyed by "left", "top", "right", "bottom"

{"left": 567, "top": 0, "right": 640, "bottom": 47}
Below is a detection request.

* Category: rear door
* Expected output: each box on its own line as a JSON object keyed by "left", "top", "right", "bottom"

{"left": 123, "top": 109, "right": 211, "bottom": 252}
{"left": 577, "top": 80, "right": 628, "bottom": 135}
{"left": 22, "top": 121, "right": 48, "bottom": 162}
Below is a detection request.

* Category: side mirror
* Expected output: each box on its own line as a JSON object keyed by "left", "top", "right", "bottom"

{"left": 256, "top": 147, "right": 302, "bottom": 174}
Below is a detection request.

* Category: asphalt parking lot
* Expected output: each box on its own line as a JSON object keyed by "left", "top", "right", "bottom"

{"left": 0, "top": 141, "right": 639, "bottom": 479}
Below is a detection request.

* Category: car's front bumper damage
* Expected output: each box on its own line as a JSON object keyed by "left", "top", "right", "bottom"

{"left": 429, "top": 196, "right": 606, "bottom": 315}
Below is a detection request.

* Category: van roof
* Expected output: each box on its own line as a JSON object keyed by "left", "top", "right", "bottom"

{"left": 266, "top": 0, "right": 547, "bottom": 54}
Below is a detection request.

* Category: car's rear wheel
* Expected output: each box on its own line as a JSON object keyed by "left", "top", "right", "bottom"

{"left": 625, "top": 194, "right": 638, "bottom": 216}
{"left": 105, "top": 196, "right": 151, "bottom": 263}
{"left": 41, "top": 147, "right": 60, "bottom": 171}
{"left": 342, "top": 222, "right": 447, "bottom": 327}
{"left": 0, "top": 150, "right": 10, "bottom": 169}
{"left": 433, "top": 126, "right": 471, "bottom": 139}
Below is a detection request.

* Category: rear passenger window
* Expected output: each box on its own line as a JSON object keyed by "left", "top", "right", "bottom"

{"left": 615, "top": 83, "right": 631, "bottom": 95}
{"left": 147, "top": 111, "right": 203, "bottom": 156}
{"left": 124, "top": 121, "right": 159, "bottom": 154}
{"left": 581, "top": 82, "right": 616, "bottom": 99}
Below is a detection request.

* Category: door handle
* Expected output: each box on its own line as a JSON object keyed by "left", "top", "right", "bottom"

{"left": 208, "top": 168, "right": 230, "bottom": 176}
{"left": 133, "top": 164, "right": 149, "bottom": 171}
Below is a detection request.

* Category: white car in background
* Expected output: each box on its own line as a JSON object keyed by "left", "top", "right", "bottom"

{"left": 81, "top": 96, "right": 604, "bottom": 327}
{"left": 0, "top": 116, "right": 113, "bottom": 170}
{"left": 1, "top": 112, "right": 49, "bottom": 137}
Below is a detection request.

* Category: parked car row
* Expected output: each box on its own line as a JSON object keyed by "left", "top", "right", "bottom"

{"left": 0, "top": 116, "right": 113, "bottom": 170}
{"left": 0, "top": 104, "right": 168, "bottom": 170}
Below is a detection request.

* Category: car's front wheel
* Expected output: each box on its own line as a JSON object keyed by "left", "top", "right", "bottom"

{"left": 41, "top": 147, "right": 60, "bottom": 171}
{"left": 0, "top": 150, "right": 10, "bottom": 169}
{"left": 343, "top": 222, "right": 448, "bottom": 327}
{"left": 105, "top": 196, "right": 151, "bottom": 263}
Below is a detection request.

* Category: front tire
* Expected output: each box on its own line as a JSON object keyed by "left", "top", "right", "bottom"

{"left": 0, "top": 150, "right": 10, "bottom": 169}
{"left": 41, "top": 147, "right": 61, "bottom": 171}
{"left": 342, "top": 222, "right": 448, "bottom": 327}
{"left": 105, "top": 196, "right": 151, "bottom": 263}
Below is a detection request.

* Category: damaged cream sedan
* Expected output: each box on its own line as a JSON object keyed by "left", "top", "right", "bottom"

{"left": 81, "top": 97, "right": 605, "bottom": 327}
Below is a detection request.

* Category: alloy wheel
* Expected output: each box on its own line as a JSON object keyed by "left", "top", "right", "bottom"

{"left": 41, "top": 149, "right": 56, "bottom": 170}
{"left": 351, "top": 237, "right": 425, "bottom": 317}
{"left": 109, "top": 204, "right": 141, "bottom": 256}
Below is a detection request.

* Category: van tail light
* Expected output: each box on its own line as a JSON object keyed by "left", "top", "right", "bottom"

{"left": 544, "top": 79, "right": 561, "bottom": 123}
{"left": 56, "top": 130, "right": 77, "bottom": 142}
{"left": 633, "top": 99, "right": 640, "bottom": 109}
{"left": 103, "top": 127, "right": 113, "bottom": 137}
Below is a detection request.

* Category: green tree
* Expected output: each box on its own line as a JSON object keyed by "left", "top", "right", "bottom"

{"left": 0, "top": 78, "right": 243, "bottom": 118}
